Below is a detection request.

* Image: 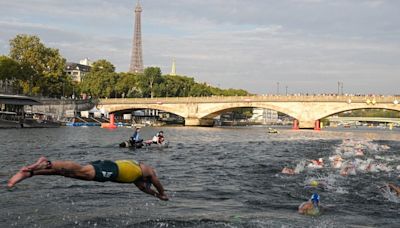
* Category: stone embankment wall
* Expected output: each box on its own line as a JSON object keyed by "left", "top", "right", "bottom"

{"left": 26, "top": 99, "right": 96, "bottom": 121}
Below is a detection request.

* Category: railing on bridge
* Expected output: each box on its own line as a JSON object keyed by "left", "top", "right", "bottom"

{"left": 99, "top": 95, "right": 400, "bottom": 104}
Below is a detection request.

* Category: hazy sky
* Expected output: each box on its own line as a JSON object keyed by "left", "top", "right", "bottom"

{"left": 0, "top": 0, "right": 399, "bottom": 95}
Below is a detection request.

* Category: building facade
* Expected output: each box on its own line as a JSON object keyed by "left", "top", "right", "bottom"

{"left": 250, "top": 108, "right": 279, "bottom": 124}
{"left": 65, "top": 59, "right": 91, "bottom": 82}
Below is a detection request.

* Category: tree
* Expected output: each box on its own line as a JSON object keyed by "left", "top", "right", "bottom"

{"left": 0, "top": 55, "right": 25, "bottom": 93}
{"left": 143, "top": 67, "right": 163, "bottom": 98}
{"left": 116, "top": 72, "right": 143, "bottom": 98}
{"left": 9, "top": 34, "right": 67, "bottom": 97}
{"left": 80, "top": 59, "right": 117, "bottom": 98}
{"left": 159, "top": 75, "right": 195, "bottom": 97}
{"left": 90, "top": 59, "right": 115, "bottom": 73}
{"left": 0, "top": 56, "right": 21, "bottom": 80}
{"left": 188, "top": 83, "right": 212, "bottom": 97}
{"left": 40, "top": 48, "right": 69, "bottom": 97}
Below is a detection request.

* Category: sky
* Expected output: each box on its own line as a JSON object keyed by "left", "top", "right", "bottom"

{"left": 0, "top": 0, "right": 399, "bottom": 95}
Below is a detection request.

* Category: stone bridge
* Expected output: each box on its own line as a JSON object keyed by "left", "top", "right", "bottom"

{"left": 97, "top": 95, "right": 400, "bottom": 129}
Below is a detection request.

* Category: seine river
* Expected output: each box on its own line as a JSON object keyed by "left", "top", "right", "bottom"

{"left": 1, "top": 126, "right": 399, "bottom": 227}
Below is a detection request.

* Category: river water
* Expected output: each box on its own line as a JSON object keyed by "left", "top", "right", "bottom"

{"left": 0, "top": 126, "right": 399, "bottom": 227}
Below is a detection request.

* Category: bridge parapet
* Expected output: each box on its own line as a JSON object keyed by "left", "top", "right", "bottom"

{"left": 99, "top": 95, "right": 400, "bottom": 105}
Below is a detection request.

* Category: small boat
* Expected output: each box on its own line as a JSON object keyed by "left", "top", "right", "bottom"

{"left": 119, "top": 139, "right": 169, "bottom": 149}
{"left": 267, "top": 128, "right": 279, "bottom": 134}
{"left": 119, "top": 139, "right": 145, "bottom": 148}
{"left": 66, "top": 122, "right": 100, "bottom": 127}
{"left": 1, "top": 111, "right": 60, "bottom": 128}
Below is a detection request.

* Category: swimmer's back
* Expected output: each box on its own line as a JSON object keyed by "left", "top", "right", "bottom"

{"left": 114, "top": 160, "right": 142, "bottom": 183}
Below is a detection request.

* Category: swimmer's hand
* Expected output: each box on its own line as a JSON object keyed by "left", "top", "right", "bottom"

{"left": 156, "top": 193, "right": 169, "bottom": 201}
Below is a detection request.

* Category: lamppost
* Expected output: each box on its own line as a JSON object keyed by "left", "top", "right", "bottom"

{"left": 341, "top": 82, "right": 344, "bottom": 95}
{"left": 337, "top": 81, "right": 340, "bottom": 95}
{"left": 276, "top": 82, "right": 280, "bottom": 95}
{"left": 62, "top": 79, "right": 65, "bottom": 98}
{"left": 337, "top": 81, "right": 344, "bottom": 95}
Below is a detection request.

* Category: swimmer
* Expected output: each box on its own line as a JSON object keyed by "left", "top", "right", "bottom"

{"left": 329, "top": 155, "right": 343, "bottom": 169}
{"left": 310, "top": 180, "right": 319, "bottom": 187}
{"left": 340, "top": 161, "right": 356, "bottom": 176}
{"left": 304, "top": 180, "right": 319, "bottom": 189}
{"left": 281, "top": 167, "right": 296, "bottom": 175}
{"left": 304, "top": 179, "right": 327, "bottom": 190}
{"left": 308, "top": 158, "right": 324, "bottom": 169}
{"left": 386, "top": 183, "right": 400, "bottom": 196}
{"left": 355, "top": 149, "right": 364, "bottom": 156}
{"left": 298, "top": 193, "right": 320, "bottom": 216}
{"left": 7, "top": 157, "right": 169, "bottom": 201}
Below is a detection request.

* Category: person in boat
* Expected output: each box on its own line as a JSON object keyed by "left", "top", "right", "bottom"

{"left": 152, "top": 131, "right": 165, "bottom": 144}
{"left": 131, "top": 127, "right": 142, "bottom": 143}
{"left": 7, "top": 157, "right": 169, "bottom": 201}
{"left": 298, "top": 193, "right": 320, "bottom": 216}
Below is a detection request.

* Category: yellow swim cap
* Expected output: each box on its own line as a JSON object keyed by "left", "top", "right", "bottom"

{"left": 310, "top": 180, "right": 319, "bottom": 187}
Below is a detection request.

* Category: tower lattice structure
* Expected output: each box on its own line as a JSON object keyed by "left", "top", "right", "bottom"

{"left": 129, "top": 1, "right": 144, "bottom": 73}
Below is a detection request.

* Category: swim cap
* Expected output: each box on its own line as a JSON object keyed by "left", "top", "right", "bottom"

{"left": 310, "top": 180, "right": 319, "bottom": 187}
{"left": 310, "top": 193, "right": 320, "bottom": 203}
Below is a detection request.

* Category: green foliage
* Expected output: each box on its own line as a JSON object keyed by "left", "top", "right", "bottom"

{"left": 159, "top": 75, "right": 195, "bottom": 97}
{"left": 109, "top": 70, "right": 249, "bottom": 98}
{"left": 115, "top": 72, "right": 143, "bottom": 98}
{"left": 80, "top": 59, "right": 118, "bottom": 98}
{"left": 188, "top": 83, "right": 213, "bottom": 96}
{"left": 9, "top": 34, "right": 67, "bottom": 97}
{"left": 0, "top": 55, "right": 27, "bottom": 93}
{"left": 143, "top": 67, "right": 163, "bottom": 98}
{"left": 0, "top": 55, "right": 22, "bottom": 80}
{"left": 90, "top": 59, "right": 115, "bottom": 73}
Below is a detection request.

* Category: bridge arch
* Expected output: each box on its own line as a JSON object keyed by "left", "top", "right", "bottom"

{"left": 198, "top": 102, "right": 296, "bottom": 120}
{"left": 98, "top": 104, "right": 186, "bottom": 119}
{"left": 314, "top": 104, "right": 400, "bottom": 120}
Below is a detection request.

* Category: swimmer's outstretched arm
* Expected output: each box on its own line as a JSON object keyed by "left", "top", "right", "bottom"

{"left": 388, "top": 183, "right": 400, "bottom": 196}
{"left": 134, "top": 179, "right": 168, "bottom": 201}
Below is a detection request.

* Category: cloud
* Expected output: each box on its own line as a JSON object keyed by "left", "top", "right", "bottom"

{"left": 0, "top": 0, "right": 399, "bottom": 94}
{"left": 365, "top": 0, "right": 385, "bottom": 8}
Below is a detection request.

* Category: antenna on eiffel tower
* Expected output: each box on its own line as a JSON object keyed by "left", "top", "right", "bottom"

{"left": 170, "top": 58, "right": 176, "bottom": 76}
{"left": 129, "top": 0, "right": 144, "bottom": 73}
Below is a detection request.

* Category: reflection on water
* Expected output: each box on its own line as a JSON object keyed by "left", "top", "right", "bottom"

{"left": 0, "top": 126, "right": 399, "bottom": 227}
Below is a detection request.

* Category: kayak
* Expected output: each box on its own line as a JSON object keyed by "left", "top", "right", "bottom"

{"left": 119, "top": 139, "right": 169, "bottom": 149}
{"left": 119, "top": 139, "right": 144, "bottom": 148}
{"left": 267, "top": 128, "right": 279, "bottom": 133}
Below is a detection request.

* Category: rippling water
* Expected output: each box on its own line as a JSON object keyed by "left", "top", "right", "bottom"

{"left": 1, "top": 126, "right": 400, "bottom": 227}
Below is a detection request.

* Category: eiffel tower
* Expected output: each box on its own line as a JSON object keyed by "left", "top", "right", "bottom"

{"left": 129, "top": 0, "right": 144, "bottom": 73}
